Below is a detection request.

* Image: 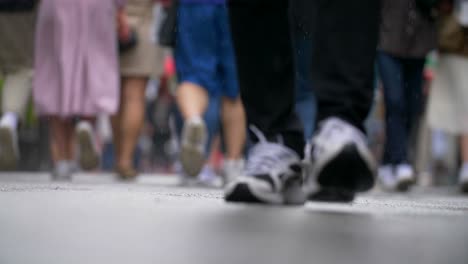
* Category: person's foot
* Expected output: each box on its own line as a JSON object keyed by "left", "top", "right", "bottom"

{"left": 222, "top": 158, "right": 244, "bottom": 186}
{"left": 180, "top": 117, "right": 207, "bottom": 177}
{"left": 197, "top": 164, "right": 221, "bottom": 188}
{"left": 224, "top": 127, "right": 305, "bottom": 205}
{"left": 395, "top": 164, "right": 415, "bottom": 192}
{"left": 76, "top": 121, "right": 100, "bottom": 171}
{"left": 52, "top": 160, "right": 73, "bottom": 181}
{"left": 306, "top": 117, "right": 376, "bottom": 203}
{"left": 0, "top": 113, "right": 20, "bottom": 170}
{"left": 458, "top": 164, "right": 468, "bottom": 193}
{"left": 116, "top": 165, "right": 138, "bottom": 180}
{"left": 378, "top": 165, "right": 396, "bottom": 191}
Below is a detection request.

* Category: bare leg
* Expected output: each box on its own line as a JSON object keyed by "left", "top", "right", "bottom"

{"left": 221, "top": 97, "right": 246, "bottom": 160}
{"left": 112, "top": 77, "right": 148, "bottom": 176}
{"left": 176, "top": 82, "right": 209, "bottom": 119}
{"left": 49, "top": 116, "right": 74, "bottom": 162}
{"left": 176, "top": 82, "right": 209, "bottom": 176}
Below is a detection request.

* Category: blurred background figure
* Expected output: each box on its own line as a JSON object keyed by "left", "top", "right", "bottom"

{"left": 174, "top": 0, "right": 246, "bottom": 184}
{"left": 33, "top": 0, "right": 127, "bottom": 180}
{"left": 428, "top": 0, "right": 468, "bottom": 193}
{"left": 112, "top": 0, "right": 165, "bottom": 180}
{"left": 0, "top": 2, "right": 37, "bottom": 170}
{"left": 377, "top": 0, "right": 436, "bottom": 191}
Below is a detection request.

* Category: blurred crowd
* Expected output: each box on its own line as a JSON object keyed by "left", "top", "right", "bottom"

{"left": 0, "top": 0, "right": 467, "bottom": 192}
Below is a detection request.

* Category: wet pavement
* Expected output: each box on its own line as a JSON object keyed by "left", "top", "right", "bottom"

{"left": 0, "top": 173, "right": 467, "bottom": 264}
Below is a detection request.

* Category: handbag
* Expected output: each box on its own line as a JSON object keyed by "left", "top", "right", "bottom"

{"left": 119, "top": 28, "right": 138, "bottom": 54}
{"left": 158, "top": 0, "right": 178, "bottom": 48}
{"left": 0, "top": 0, "right": 37, "bottom": 12}
{"left": 437, "top": 13, "right": 466, "bottom": 53}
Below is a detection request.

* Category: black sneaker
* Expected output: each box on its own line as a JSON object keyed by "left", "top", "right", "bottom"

{"left": 306, "top": 118, "right": 376, "bottom": 202}
{"left": 224, "top": 127, "right": 306, "bottom": 205}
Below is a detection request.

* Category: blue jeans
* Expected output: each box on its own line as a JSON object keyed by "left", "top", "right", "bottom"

{"left": 377, "top": 51, "right": 425, "bottom": 165}
{"left": 293, "top": 27, "right": 316, "bottom": 140}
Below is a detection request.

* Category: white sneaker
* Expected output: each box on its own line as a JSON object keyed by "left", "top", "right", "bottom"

{"left": 52, "top": 160, "right": 73, "bottom": 181}
{"left": 0, "top": 119, "right": 19, "bottom": 170}
{"left": 306, "top": 117, "right": 376, "bottom": 202}
{"left": 222, "top": 158, "right": 245, "bottom": 186}
{"left": 197, "top": 164, "right": 222, "bottom": 188}
{"left": 458, "top": 164, "right": 468, "bottom": 193}
{"left": 378, "top": 165, "right": 396, "bottom": 191}
{"left": 395, "top": 164, "right": 415, "bottom": 192}
{"left": 224, "top": 126, "right": 305, "bottom": 205}
{"left": 76, "top": 121, "right": 100, "bottom": 170}
{"left": 180, "top": 117, "right": 207, "bottom": 177}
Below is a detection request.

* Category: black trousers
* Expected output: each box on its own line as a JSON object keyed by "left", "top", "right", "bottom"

{"left": 228, "top": 0, "right": 380, "bottom": 155}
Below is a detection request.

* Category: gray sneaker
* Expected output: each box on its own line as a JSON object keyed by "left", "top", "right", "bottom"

{"left": 306, "top": 118, "right": 376, "bottom": 202}
{"left": 224, "top": 127, "right": 305, "bottom": 205}
{"left": 76, "top": 121, "right": 100, "bottom": 171}
{"left": 180, "top": 117, "right": 207, "bottom": 177}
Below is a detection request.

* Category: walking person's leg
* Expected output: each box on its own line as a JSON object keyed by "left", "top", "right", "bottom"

{"left": 175, "top": 3, "right": 224, "bottom": 177}
{"left": 217, "top": 4, "right": 246, "bottom": 184}
{"left": 395, "top": 57, "right": 425, "bottom": 190}
{"left": 0, "top": 68, "right": 32, "bottom": 169}
{"left": 225, "top": 0, "right": 306, "bottom": 204}
{"left": 111, "top": 77, "right": 148, "bottom": 179}
{"left": 49, "top": 117, "right": 75, "bottom": 180}
{"left": 294, "top": 0, "right": 380, "bottom": 201}
{"left": 376, "top": 51, "right": 405, "bottom": 190}
{"left": 76, "top": 117, "right": 100, "bottom": 171}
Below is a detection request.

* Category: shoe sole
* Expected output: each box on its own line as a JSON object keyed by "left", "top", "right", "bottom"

{"left": 77, "top": 129, "right": 99, "bottom": 170}
{"left": 180, "top": 123, "right": 206, "bottom": 177}
{"left": 225, "top": 175, "right": 306, "bottom": 205}
{"left": 0, "top": 127, "right": 18, "bottom": 170}
{"left": 315, "top": 143, "right": 374, "bottom": 196}
{"left": 225, "top": 182, "right": 283, "bottom": 204}
{"left": 396, "top": 178, "right": 415, "bottom": 192}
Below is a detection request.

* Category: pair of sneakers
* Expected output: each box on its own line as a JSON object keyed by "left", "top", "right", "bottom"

{"left": 225, "top": 117, "right": 377, "bottom": 204}
{"left": 378, "top": 164, "right": 416, "bottom": 192}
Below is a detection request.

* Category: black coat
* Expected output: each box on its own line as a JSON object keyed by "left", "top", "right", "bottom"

{"left": 379, "top": 0, "right": 437, "bottom": 58}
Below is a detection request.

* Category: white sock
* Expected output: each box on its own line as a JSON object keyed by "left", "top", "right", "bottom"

{"left": 0, "top": 112, "right": 19, "bottom": 129}
{"left": 188, "top": 115, "right": 203, "bottom": 124}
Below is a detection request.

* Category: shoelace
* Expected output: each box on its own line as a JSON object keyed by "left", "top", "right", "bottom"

{"left": 244, "top": 126, "right": 294, "bottom": 176}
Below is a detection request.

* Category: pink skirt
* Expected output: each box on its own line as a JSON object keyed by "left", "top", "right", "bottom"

{"left": 33, "top": 0, "right": 123, "bottom": 117}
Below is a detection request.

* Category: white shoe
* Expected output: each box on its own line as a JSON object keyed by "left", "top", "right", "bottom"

{"left": 458, "top": 164, "right": 468, "bottom": 193}
{"left": 224, "top": 126, "right": 304, "bottom": 205}
{"left": 52, "top": 160, "right": 73, "bottom": 181}
{"left": 197, "top": 164, "right": 221, "bottom": 188}
{"left": 76, "top": 121, "right": 100, "bottom": 170}
{"left": 307, "top": 117, "right": 376, "bottom": 202}
{"left": 180, "top": 117, "right": 207, "bottom": 177}
{"left": 378, "top": 165, "right": 396, "bottom": 191}
{"left": 222, "top": 158, "right": 244, "bottom": 186}
{"left": 0, "top": 119, "right": 19, "bottom": 170}
{"left": 395, "top": 164, "right": 415, "bottom": 192}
